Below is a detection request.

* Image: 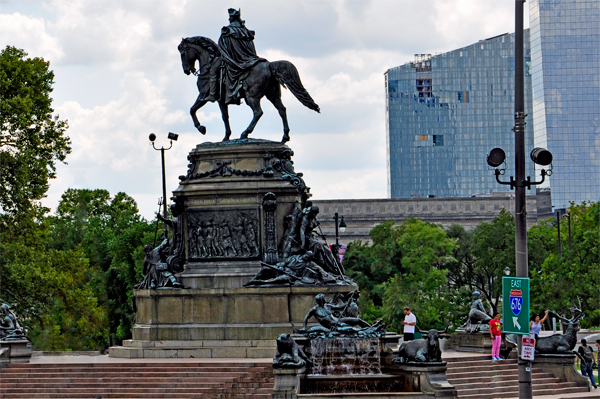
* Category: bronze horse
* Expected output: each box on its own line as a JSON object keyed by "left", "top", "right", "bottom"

{"left": 178, "top": 37, "right": 320, "bottom": 142}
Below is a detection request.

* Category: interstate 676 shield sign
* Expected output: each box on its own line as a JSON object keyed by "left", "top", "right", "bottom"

{"left": 510, "top": 289, "right": 523, "bottom": 316}
{"left": 502, "top": 277, "right": 530, "bottom": 335}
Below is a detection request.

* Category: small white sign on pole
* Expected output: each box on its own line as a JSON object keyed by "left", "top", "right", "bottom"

{"left": 521, "top": 336, "right": 535, "bottom": 361}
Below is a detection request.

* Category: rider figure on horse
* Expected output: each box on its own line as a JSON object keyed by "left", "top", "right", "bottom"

{"left": 208, "top": 8, "right": 265, "bottom": 104}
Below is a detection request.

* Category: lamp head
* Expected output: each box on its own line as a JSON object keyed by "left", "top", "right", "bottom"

{"left": 168, "top": 132, "right": 179, "bottom": 141}
{"left": 530, "top": 147, "right": 552, "bottom": 166}
{"left": 339, "top": 215, "right": 346, "bottom": 233}
{"left": 487, "top": 148, "right": 506, "bottom": 168}
{"left": 149, "top": 133, "right": 156, "bottom": 142}
{"left": 504, "top": 267, "right": 511, "bottom": 276}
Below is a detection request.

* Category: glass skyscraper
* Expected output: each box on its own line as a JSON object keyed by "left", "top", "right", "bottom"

{"left": 529, "top": 0, "right": 600, "bottom": 210}
{"left": 386, "top": 32, "right": 535, "bottom": 198}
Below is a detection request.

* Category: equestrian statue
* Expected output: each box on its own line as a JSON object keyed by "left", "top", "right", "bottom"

{"left": 178, "top": 8, "right": 320, "bottom": 143}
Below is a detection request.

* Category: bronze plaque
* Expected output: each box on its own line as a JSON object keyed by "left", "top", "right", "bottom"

{"left": 187, "top": 208, "right": 260, "bottom": 261}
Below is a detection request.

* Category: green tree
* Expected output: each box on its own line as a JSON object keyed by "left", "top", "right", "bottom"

{"left": 49, "top": 189, "right": 154, "bottom": 344}
{"left": 530, "top": 201, "right": 599, "bottom": 328}
{"left": 1, "top": 217, "right": 108, "bottom": 350}
{"left": 444, "top": 224, "right": 475, "bottom": 290}
{"left": 469, "top": 209, "right": 515, "bottom": 315}
{"left": 0, "top": 46, "right": 70, "bottom": 226}
{"left": 381, "top": 218, "right": 457, "bottom": 332}
{"left": 344, "top": 218, "right": 458, "bottom": 331}
{"left": 344, "top": 220, "right": 403, "bottom": 310}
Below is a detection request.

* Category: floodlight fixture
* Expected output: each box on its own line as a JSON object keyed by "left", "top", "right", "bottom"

{"left": 530, "top": 147, "right": 552, "bottom": 166}
{"left": 487, "top": 148, "right": 506, "bottom": 168}
{"left": 149, "top": 133, "right": 157, "bottom": 142}
{"left": 168, "top": 132, "right": 179, "bottom": 141}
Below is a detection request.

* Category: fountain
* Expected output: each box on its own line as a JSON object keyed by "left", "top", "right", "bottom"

{"left": 272, "top": 293, "right": 457, "bottom": 398}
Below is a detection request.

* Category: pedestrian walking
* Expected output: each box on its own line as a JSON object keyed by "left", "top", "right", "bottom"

{"left": 489, "top": 312, "right": 502, "bottom": 361}
{"left": 596, "top": 340, "right": 600, "bottom": 383}
{"left": 529, "top": 310, "right": 548, "bottom": 338}
{"left": 577, "top": 338, "right": 597, "bottom": 388}
{"left": 402, "top": 307, "right": 416, "bottom": 341}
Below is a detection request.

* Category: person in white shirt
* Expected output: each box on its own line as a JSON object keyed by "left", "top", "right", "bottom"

{"left": 402, "top": 306, "right": 417, "bottom": 341}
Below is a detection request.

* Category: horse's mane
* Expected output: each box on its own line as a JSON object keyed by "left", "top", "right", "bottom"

{"left": 181, "top": 36, "right": 221, "bottom": 56}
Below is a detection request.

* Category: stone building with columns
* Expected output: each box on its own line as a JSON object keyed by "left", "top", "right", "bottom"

{"left": 314, "top": 189, "right": 552, "bottom": 245}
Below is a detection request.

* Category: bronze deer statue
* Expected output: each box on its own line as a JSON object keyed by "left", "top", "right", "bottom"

{"left": 535, "top": 304, "right": 584, "bottom": 354}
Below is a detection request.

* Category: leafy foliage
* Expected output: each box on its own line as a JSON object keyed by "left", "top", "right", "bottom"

{"left": 529, "top": 201, "right": 600, "bottom": 328}
{"left": 1, "top": 217, "right": 108, "bottom": 350}
{"left": 346, "top": 203, "right": 599, "bottom": 333}
{"left": 469, "top": 209, "right": 515, "bottom": 315}
{"left": 0, "top": 46, "right": 70, "bottom": 225}
{"left": 49, "top": 189, "right": 154, "bottom": 344}
{"left": 0, "top": 48, "right": 152, "bottom": 350}
{"left": 344, "top": 218, "right": 458, "bottom": 332}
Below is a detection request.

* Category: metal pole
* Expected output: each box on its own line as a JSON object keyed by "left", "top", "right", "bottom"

{"left": 161, "top": 147, "right": 168, "bottom": 235}
{"left": 556, "top": 211, "right": 562, "bottom": 257}
{"left": 567, "top": 213, "right": 572, "bottom": 251}
{"left": 514, "top": 1, "right": 532, "bottom": 398}
{"left": 334, "top": 212, "right": 340, "bottom": 247}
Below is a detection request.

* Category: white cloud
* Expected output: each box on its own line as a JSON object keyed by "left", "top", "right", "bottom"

{"left": 1, "top": 0, "right": 524, "bottom": 219}
{"left": 0, "top": 12, "right": 64, "bottom": 60}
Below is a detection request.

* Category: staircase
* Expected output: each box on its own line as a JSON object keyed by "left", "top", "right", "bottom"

{"left": 0, "top": 362, "right": 274, "bottom": 399}
{"left": 446, "top": 356, "right": 592, "bottom": 399}
{"left": 2, "top": 356, "right": 594, "bottom": 398}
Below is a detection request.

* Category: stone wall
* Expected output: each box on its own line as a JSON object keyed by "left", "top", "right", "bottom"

{"left": 314, "top": 190, "right": 552, "bottom": 245}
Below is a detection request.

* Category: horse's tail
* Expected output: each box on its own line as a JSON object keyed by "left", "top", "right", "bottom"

{"left": 270, "top": 61, "right": 320, "bottom": 113}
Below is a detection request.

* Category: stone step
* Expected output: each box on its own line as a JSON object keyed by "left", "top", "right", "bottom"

{"left": 447, "top": 369, "right": 556, "bottom": 380}
{"left": 454, "top": 380, "right": 582, "bottom": 394}
{"left": 0, "top": 374, "right": 271, "bottom": 381}
{"left": 2, "top": 363, "right": 270, "bottom": 374}
{"left": 0, "top": 396, "right": 187, "bottom": 399}
{"left": 458, "top": 382, "right": 587, "bottom": 397}
{"left": 0, "top": 361, "right": 274, "bottom": 399}
{"left": 449, "top": 376, "right": 563, "bottom": 390}
{"left": 445, "top": 355, "right": 591, "bottom": 399}
{"left": 457, "top": 386, "right": 590, "bottom": 399}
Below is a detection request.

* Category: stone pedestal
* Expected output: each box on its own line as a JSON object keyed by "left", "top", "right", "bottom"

{"left": 450, "top": 331, "right": 494, "bottom": 353}
{"left": 0, "top": 340, "right": 32, "bottom": 367}
{"left": 272, "top": 367, "right": 307, "bottom": 399}
{"left": 388, "top": 363, "right": 457, "bottom": 398}
{"left": 109, "top": 139, "right": 357, "bottom": 358}
{"left": 533, "top": 354, "right": 591, "bottom": 390}
{"left": 111, "top": 285, "right": 355, "bottom": 358}
{"left": 174, "top": 139, "right": 311, "bottom": 289}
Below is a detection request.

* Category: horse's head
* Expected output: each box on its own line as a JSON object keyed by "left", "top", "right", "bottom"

{"left": 178, "top": 38, "right": 195, "bottom": 75}
{"left": 178, "top": 37, "right": 220, "bottom": 77}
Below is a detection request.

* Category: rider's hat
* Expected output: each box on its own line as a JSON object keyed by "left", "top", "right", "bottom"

{"left": 228, "top": 8, "right": 241, "bottom": 19}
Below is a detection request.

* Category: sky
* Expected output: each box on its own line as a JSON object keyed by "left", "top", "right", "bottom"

{"left": 0, "top": 0, "right": 529, "bottom": 220}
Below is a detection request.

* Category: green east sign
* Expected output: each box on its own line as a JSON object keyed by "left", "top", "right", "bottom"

{"left": 502, "top": 276, "right": 530, "bottom": 335}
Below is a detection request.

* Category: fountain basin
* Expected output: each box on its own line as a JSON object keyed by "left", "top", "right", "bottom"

{"left": 273, "top": 335, "right": 456, "bottom": 398}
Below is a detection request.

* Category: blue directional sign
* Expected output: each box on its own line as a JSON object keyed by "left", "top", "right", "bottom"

{"left": 502, "top": 277, "right": 530, "bottom": 335}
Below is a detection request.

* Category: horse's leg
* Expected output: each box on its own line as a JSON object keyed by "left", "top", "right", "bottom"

{"left": 218, "top": 100, "right": 231, "bottom": 141}
{"left": 190, "top": 94, "right": 208, "bottom": 134}
{"left": 266, "top": 84, "right": 290, "bottom": 143}
{"left": 240, "top": 97, "right": 263, "bottom": 139}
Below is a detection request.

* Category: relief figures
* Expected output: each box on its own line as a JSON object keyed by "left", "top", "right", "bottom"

{"left": 188, "top": 209, "right": 260, "bottom": 260}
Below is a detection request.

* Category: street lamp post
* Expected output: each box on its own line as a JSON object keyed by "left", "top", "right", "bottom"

{"left": 333, "top": 212, "right": 346, "bottom": 247}
{"left": 485, "top": 2, "right": 555, "bottom": 398}
{"left": 149, "top": 132, "right": 178, "bottom": 235}
{"left": 556, "top": 208, "right": 572, "bottom": 256}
